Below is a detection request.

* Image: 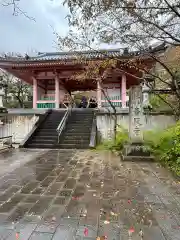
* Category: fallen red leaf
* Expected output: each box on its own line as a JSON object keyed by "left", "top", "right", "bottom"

{"left": 72, "top": 196, "right": 79, "bottom": 200}
{"left": 16, "top": 232, "right": 19, "bottom": 239}
{"left": 129, "top": 227, "right": 135, "bottom": 233}
{"left": 84, "top": 227, "right": 88, "bottom": 236}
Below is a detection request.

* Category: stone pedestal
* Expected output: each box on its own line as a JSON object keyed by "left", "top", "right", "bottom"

{"left": 123, "top": 142, "right": 153, "bottom": 161}
{"left": 122, "top": 85, "right": 153, "bottom": 161}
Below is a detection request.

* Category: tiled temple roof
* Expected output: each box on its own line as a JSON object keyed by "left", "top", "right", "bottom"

{"left": 32, "top": 49, "right": 132, "bottom": 61}
{"left": 0, "top": 44, "right": 167, "bottom": 62}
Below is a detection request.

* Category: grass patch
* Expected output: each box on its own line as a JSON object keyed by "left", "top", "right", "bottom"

{"left": 96, "top": 126, "right": 129, "bottom": 152}
{"left": 143, "top": 122, "right": 180, "bottom": 177}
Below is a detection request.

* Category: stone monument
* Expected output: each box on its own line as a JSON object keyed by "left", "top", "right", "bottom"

{"left": 142, "top": 82, "right": 150, "bottom": 107}
{"left": 122, "top": 85, "right": 152, "bottom": 161}
{"left": 129, "top": 85, "right": 144, "bottom": 142}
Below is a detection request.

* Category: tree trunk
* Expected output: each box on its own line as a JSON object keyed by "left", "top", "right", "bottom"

{"left": 4, "top": 89, "right": 8, "bottom": 104}
{"left": 19, "top": 101, "right": 24, "bottom": 108}
{"left": 15, "top": 96, "right": 24, "bottom": 108}
{"left": 114, "top": 113, "right": 117, "bottom": 142}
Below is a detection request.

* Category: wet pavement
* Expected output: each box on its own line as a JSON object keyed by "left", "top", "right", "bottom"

{"left": 0, "top": 149, "right": 179, "bottom": 239}
{"left": 0, "top": 149, "right": 47, "bottom": 176}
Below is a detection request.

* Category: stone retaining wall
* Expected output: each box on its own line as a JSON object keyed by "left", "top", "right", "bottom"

{"left": 0, "top": 115, "right": 39, "bottom": 144}
{"left": 97, "top": 111, "right": 176, "bottom": 140}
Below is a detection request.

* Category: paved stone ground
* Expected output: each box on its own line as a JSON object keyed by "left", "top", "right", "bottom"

{"left": 0, "top": 149, "right": 179, "bottom": 239}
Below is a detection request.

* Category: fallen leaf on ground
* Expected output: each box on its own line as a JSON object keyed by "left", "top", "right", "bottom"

{"left": 140, "top": 218, "right": 144, "bottom": 224}
{"left": 16, "top": 232, "right": 19, "bottom": 239}
{"left": 114, "top": 191, "right": 119, "bottom": 196}
{"left": 110, "top": 211, "right": 118, "bottom": 216}
{"left": 139, "top": 229, "right": 144, "bottom": 237}
{"left": 148, "top": 220, "right": 152, "bottom": 227}
{"left": 96, "top": 236, "right": 107, "bottom": 240}
{"left": 72, "top": 196, "right": 79, "bottom": 200}
{"left": 84, "top": 227, "right": 88, "bottom": 236}
{"left": 104, "top": 220, "right": 110, "bottom": 224}
{"left": 129, "top": 227, "right": 135, "bottom": 233}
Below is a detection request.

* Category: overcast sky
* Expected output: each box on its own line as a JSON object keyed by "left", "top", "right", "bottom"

{"left": 0, "top": 0, "right": 69, "bottom": 54}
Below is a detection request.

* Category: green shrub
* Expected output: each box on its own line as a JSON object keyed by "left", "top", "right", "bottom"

{"left": 149, "top": 94, "right": 171, "bottom": 111}
{"left": 96, "top": 126, "right": 129, "bottom": 152}
{"left": 143, "top": 122, "right": 180, "bottom": 176}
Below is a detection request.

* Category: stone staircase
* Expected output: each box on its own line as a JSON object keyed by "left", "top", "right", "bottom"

{"left": 58, "top": 109, "right": 94, "bottom": 149}
{"left": 24, "top": 110, "right": 65, "bottom": 148}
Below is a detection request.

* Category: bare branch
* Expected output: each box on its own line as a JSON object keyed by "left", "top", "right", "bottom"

{"left": 1, "top": 0, "right": 35, "bottom": 21}
{"left": 163, "top": 0, "right": 180, "bottom": 18}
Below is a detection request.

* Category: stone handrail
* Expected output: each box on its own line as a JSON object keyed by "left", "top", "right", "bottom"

{"left": 57, "top": 107, "right": 72, "bottom": 143}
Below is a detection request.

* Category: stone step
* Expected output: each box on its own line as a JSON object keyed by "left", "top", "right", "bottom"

{"left": 35, "top": 131, "right": 57, "bottom": 136}
{"left": 58, "top": 143, "right": 89, "bottom": 149}
{"left": 68, "top": 117, "right": 93, "bottom": 120}
{"left": 63, "top": 135, "right": 90, "bottom": 140}
{"left": 24, "top": 110, "right": 66, "bottom": 149}
{"left": 62, "top": 134, "right": 90, "bottom": 138}
{"left": 45, "top": 118, "right": 63, "bottom": 122}
{"left": 41, "top": 125, "right": 59, "bottom": 128}
{"left": 40, "top": 126, "right": 59, "bottom": 129}
{"left": 25, "top": 110, "right": 94, "bottom": 149}
{"left": 40, "top": 127, "right": 59, "bottom": 130}
{"left": 30, "top": 139, "right": 56, "bottom": 143}
{"left": 67, "top": 122, "right": 92, "bottom": 126}
{"left": 42, "top": 122, "right": 60, "bottom": 125}
{"left": 69, "top": 115, "right": 93, "bottom": 117}
{"left": 67, "top": 122, "right": 92, "bottom": 125}
{"left": 66, "top": 125, "right": 92, "bottom": 129}
{"left": 27, "top": 143, "right": 56, "bottom": 149}
{"left": 68, "top": 122, "right": 91, "bottom": 125}
{"left": 64, "top": 130, "right": 91, "bottom": 134}
{"left": 69, "top": 115, "right": 93, "bottom": 118}
{"left": 37, "top": 129, "right": 57, "bottom": 132}
{"left": 65, "top": 125, "right": 91, "bottom": 132}
{"left": 44, "top": 117, "right": 62, "bottom": 121}
{"left": 60, "top": 139, "right": 90, "bottom": 144}
{"left": 67, "top": 119, "right": 92, "bottom": 123}
{"left": 34, "top": 135, "right": 57, "bottom": 140}
{"left": 70, "top": 112, "right": 94, "bottom": 114}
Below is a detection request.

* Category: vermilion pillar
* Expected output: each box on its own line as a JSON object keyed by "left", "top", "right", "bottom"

{"left": 121, "top": 74, "right": 127, "bottom": 108}
{"left": 32, "top": 77, "right": 37, "bottom": 109}
{"left": 55, "top": 76, "right": 60, "bottom": 109}
{"left": 97, "top": 80, "right": 102, "bottom": 108}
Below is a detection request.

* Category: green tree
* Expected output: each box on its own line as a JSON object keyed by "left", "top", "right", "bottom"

{"left": 0, "top": 70, "right": 32, "bottom": 108}
{"left": 59, "top": 0, "right": 180, "bottom": 117}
